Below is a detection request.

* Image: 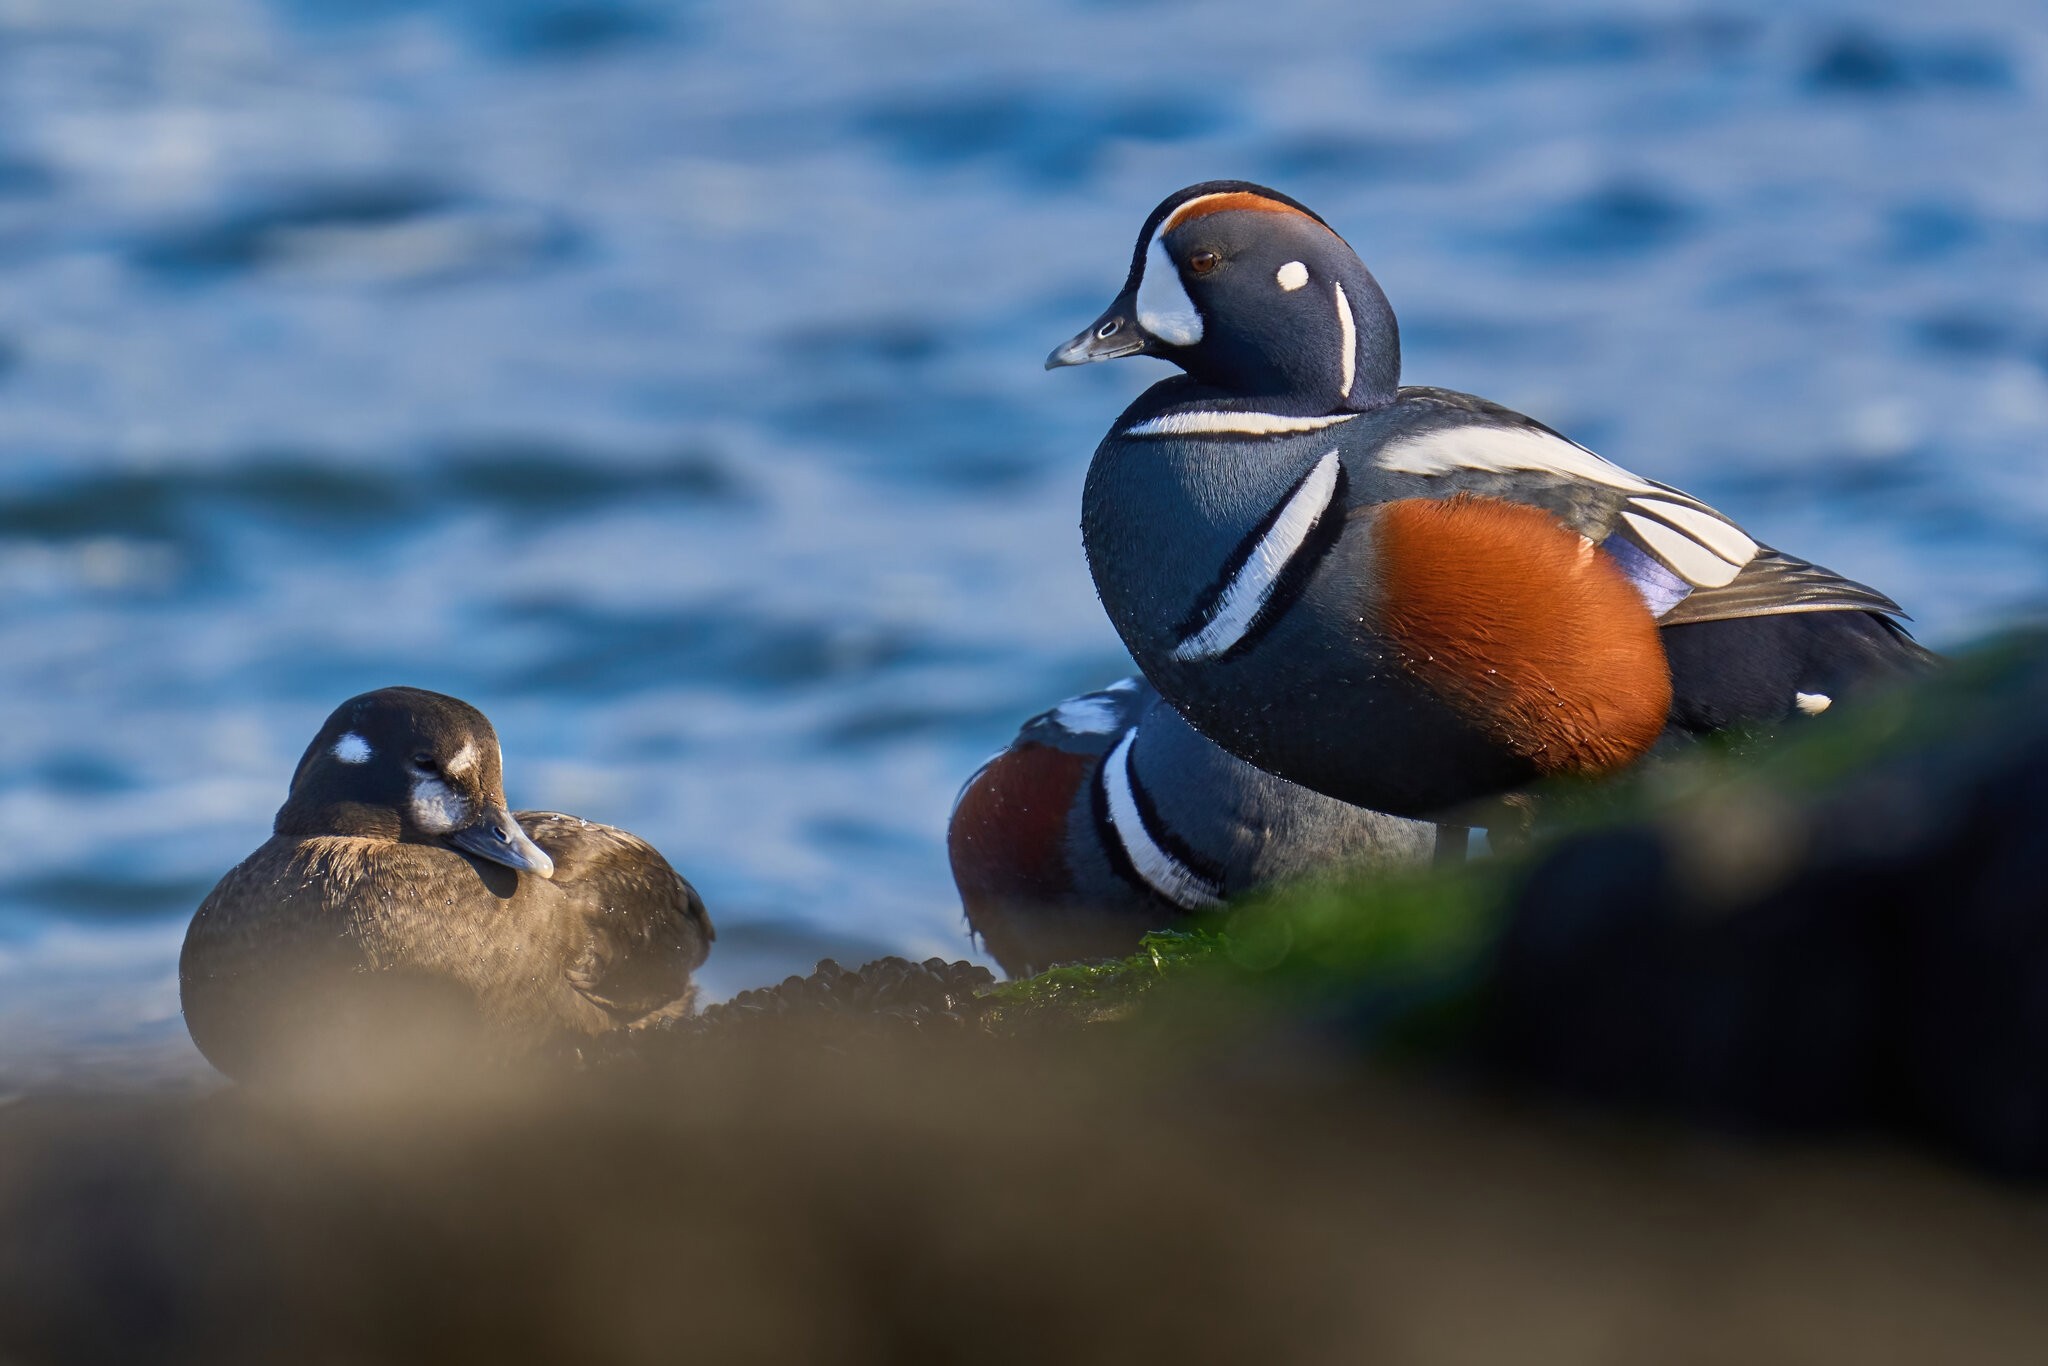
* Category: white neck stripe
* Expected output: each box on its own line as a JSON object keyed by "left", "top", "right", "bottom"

{"left": 1102, "top": 729, "right": 1222, "bottom": 910}
{"left": 1174, "top": 448, "right": 1344, "bottom": 662}
{"left": 1333, "top": 281, "right": 1356, "bottom": 400}
{"left": 1124, "top": 411, "right": 1357, "bottom": 438}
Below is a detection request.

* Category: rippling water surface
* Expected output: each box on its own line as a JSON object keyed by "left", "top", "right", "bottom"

{"left": 2, "top": 0, "right": 2043, "bottom": 1085}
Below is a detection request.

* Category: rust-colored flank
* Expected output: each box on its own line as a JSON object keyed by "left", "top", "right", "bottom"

{"left": 947, "top": 744, "right": 1092, "bottom": 910}
{"left": 1364, "top": 495, "right": 1672, "bottom": 777}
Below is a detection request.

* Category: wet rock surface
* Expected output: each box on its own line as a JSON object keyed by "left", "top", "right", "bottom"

{"left": 687, "top": 956, "right": 999, "bottom": 1036}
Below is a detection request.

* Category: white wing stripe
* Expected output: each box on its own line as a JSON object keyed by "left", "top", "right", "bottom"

{"left": 1626, "top": 496, "right": 1759, "bottom": 569}
{"left": 1103, "top": 729, "right": 1222, "bottom": 910}
{"left": 1125, "top": 411, "right": 1357, "bottom": 437}
{"left": 1378, "top": 425, "right": 1658, "bottom": 495}
{"left": 1620, "top": 511, "right": 1744, "bottom": 587}
{"left": 1173, "top": 450, "right": 1343, "bottom": 662}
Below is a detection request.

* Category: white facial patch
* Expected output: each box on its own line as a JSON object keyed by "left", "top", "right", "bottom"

{"left": 409, "top": 776, "right": 470, "bottom": 834}
{"left": 1333, "top": 281, "right": 1357, "bottom": 400}
{"left": 1174, "top": 449, "right": 1344, "bottom": 662}
{"left": 1136, "top": 234, "right": 1204, "bottom": 346}
{"left": 332, "top": 732, "right": 372, "bottom": 764}
{"left": 1276, "top": 260, "right": 1308, "bottom": 291}
{"left": 445, "top": 740, "right": 479, "bottom": 777}
{"left": 1795, "top": 692, "right": 1832, "bottom": 715}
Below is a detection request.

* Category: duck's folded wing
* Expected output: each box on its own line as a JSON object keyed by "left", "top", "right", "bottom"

{"left": 1654, "top": 546, "right": 1911, "bottom": 628}
{"left": 517, "top": 812, "right": 714, "bottom": 1024}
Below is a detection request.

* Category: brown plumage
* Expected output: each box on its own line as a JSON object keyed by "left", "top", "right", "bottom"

{"left": 180, "top": 688, "right": 712, "bottom": 1079}
{"left": 1364, "top": 495, "right": 1673, "bottom": 778}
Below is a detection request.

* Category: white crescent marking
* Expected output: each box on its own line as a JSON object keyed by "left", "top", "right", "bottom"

{"left": 332, "top": 732, "right": 371, "bottom": 764}
{"left": 1102, "top": 729, "right": 1222, "bottom": 910}
{"left": 1136, "top": 234, "right": 1203, "bottom": 346}
{"left": 1174, "top": 449, "right": 1344, "bottom": 662}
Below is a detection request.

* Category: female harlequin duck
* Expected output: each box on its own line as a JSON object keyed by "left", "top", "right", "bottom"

{"left": 180, "top": 687, "right": 712, "bottom": 1078}
{"left": 1049, "top": 181, "right": 1935, "bottom": 819}
{"left": 949, "top": 677, "right": 1434, "bottom": 976}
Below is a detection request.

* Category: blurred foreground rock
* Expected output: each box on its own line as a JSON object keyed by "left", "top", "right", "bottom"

{"left": 1489, "top": 631, "right": 2048, "bottom": 1175}
{"left": 7, "top": 1040, "right": 2048, "bottom": 1366}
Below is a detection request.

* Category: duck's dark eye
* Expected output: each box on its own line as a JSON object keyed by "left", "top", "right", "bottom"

{"left": 411, "top": 752, "right": 438, "bottom": 773}
{"left": 1187, "top": 250, "right": 1220, "bottom": 275}
{"left": 1096, "top": 318, "right": 1122, "bottom": 340}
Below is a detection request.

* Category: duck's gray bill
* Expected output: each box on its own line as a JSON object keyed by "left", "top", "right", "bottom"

{"left": 448, "top": 805, "right": 555, "bottom": 880}
{"left": 1046, "top": 306, "right": 1148, "bottom": 369}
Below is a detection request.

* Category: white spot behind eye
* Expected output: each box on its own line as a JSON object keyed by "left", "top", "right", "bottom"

{"left": 1137, "top": 234, "right": 1204, "bottom": 346}
{"left": 410, "top": 776, "right": 469, "bottom": 833}
{"left": 446, "top": 740, "right": 478, "bottom": 777}
{"left": 332, "top": 733, "right": 371, "bottom": 764}
{"left": 1276, "top": 260, "right": 1308, "bottom": 291}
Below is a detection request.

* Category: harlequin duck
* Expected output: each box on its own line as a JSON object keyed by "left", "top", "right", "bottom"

{"left": 949, "top": 676, "right": 1435, "bottom": 976}
{"left": 180, "top": 687, "right": 712, "bottom": 1079}
{"left": 1050, "top": 181, "right": 1935, "bottom": 819}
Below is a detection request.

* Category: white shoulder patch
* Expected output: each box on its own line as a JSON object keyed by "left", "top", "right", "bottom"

{"left": 1377, "top": 424, "right": 1759, "bottom": 588}
{"left": 1795, "top": 691, "right": 1832, "bottom": 715}
{"left": 1102, "top": 729, "right": 1222, "bottom": 910}
{"left": 1174, "top": 449, "right": 1344, "bottom": 662}
{"left": 1378, "top": 423, "right": 1658, "bottom": 493}
{"left": 332, "top": 732, "right": 372, "bottom": 764}
{"left": 1051, "top": 695, "right": 1123, "bottom": 735}
{"left": 1124, "top": 411, "right": 1356, "bottom": 438}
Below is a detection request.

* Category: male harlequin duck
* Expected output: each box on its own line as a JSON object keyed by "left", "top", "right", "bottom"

{"left": 1049, "top": 181, "right": 1935, "bottom": 819}
{"left": 949, "top": 677, "right": 1434, "bottom": 976}
{"left": 180, "top": 687, "right": 712, "bottom": 1078}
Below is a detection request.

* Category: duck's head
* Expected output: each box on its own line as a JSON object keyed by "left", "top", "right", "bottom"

{"left": 275, "top": 686, "right": 555, "bottom": 879}
{"left": 1047, "top": 180, "right": 1400, "bottom": 413}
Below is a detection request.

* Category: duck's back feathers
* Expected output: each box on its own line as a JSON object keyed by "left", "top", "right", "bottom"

{"left": 520, "top": 812, "right": 713, "bottom": 1026}
{"left": 1655, "top": 546, "right": 1911, "bottom": 627}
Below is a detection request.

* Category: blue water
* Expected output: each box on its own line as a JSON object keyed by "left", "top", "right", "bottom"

{"left": 1, "top": 0, "right": 2043, "bottom": 1086}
